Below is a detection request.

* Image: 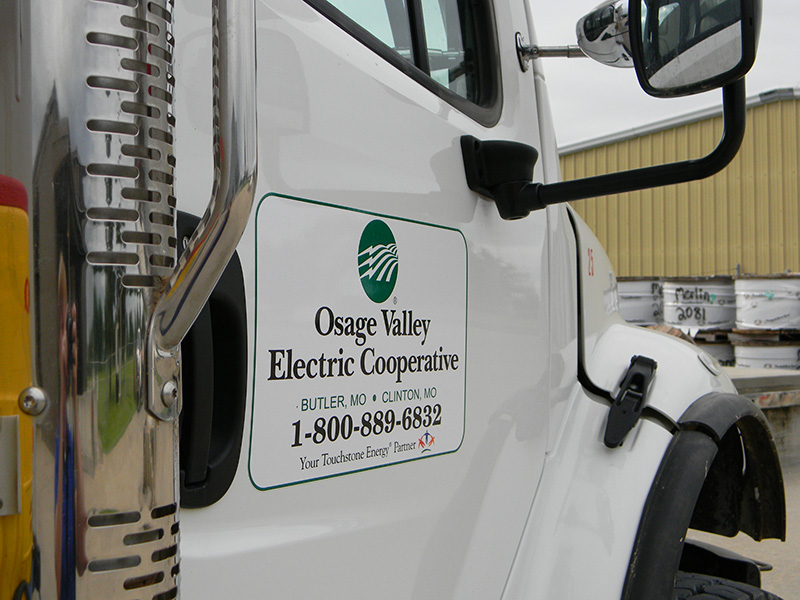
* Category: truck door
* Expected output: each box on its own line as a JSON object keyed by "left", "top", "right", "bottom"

{"left": 175, "top": 1, "right": 552, "bottom": 597}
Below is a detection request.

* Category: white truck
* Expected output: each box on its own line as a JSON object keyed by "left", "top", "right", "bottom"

{"left": 0, "top": 0, "right": 786, "bottom": 598}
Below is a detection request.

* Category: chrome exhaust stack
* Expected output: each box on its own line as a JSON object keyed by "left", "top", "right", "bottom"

{"left": 20, "top": 0, "right": 256, "bottom": 597}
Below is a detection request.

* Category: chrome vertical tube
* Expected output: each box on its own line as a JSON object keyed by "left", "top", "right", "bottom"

{"left": 150, "top": 0, "right": 257, "bottom": 354}
{"left": 147, "top": 0, "right": 257, "bottom": 421}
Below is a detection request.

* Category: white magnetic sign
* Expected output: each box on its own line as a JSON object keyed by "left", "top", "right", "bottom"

{"left": 249, "top": 195, "right": 467, "bottom": 489}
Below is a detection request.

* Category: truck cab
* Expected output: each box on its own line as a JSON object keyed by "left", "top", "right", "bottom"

{"left": 0, "top": 0, "right": 784, "bottom": 599}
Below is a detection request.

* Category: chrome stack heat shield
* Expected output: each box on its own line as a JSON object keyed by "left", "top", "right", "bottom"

{"left": 28, "top": 1, "right": 181, "bottom": 597}
{"left": 21, "top": 0, "right": 257, "bottom": 597}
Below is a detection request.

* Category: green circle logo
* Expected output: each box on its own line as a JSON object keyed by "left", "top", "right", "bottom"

{"left": 357, "top": 220, "right": 398, "bottom": 303}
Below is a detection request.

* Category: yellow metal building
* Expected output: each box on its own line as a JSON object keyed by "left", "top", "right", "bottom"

{"left": 562, "top": 88, "right": 800, "bottom": 278}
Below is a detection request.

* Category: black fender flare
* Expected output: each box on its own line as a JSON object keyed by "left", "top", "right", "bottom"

{"left": 622, "top": 392, "right": 786, "bottom": 600}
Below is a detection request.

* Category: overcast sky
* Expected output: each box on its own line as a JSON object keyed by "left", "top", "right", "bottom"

{"left": 528, "top": 0, "right": 800, "bottom": 148}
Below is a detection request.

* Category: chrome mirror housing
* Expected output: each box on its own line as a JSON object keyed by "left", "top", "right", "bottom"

{"left": 629, "top": 0, "right": 761, "bottom": 97}
{"left": 577, "top": 1, "right": 634, "bottom": 67}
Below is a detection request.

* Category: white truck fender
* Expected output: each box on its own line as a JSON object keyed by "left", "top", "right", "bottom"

{"left": 500, "top": 209, "right": 785, "bottom": 599}
{"left": 502, "top": 389, "right": 673, "bottom": 599}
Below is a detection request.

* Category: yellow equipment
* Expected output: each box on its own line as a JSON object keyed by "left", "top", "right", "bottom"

{"left": 0, "top": 175, "right": 32, "bottom": 599}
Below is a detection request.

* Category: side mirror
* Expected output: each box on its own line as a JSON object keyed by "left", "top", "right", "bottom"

{"left": 462, "top": 0, "right": 761, "bottom": 217}
{"left": 576, "top": 1, "right": 634, "bottom": 67}
{"left": 629, "top": 0, "right": 761, "bottom": 97}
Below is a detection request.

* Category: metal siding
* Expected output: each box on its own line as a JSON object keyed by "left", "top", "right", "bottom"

{"left": 756, "top": 106, "right": 770, "bottom": 270}
{"left": 652, "top": 132, "right": 666, "bottom": 275}
{"left": 563, "top": 98, "right": 800, "bottom": 278}
{"left": 785, "top": 102, "right": 800, "bottom": 267}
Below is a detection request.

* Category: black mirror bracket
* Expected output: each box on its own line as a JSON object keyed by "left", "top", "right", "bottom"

{"left": 462, "top": 79, "right": 746, "bottom": 221}
{"left": 461, "top": 135, "right": 541, "bottom": 220}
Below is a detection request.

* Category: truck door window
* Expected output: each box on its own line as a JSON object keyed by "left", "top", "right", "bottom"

{"left": 306, "top": 0, "right": 501, "bottom": 126}
{"left": 422, "top": 0, "right": 477, "bottom": 103}
{"left": 326, "top": 1, "right": 413, "bottom": 58}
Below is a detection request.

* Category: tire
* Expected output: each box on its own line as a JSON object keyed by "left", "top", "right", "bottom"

{"left": 673, "top": 571, "right": 784, "bottom": 600}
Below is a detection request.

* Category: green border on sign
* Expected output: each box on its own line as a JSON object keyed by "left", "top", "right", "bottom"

{"left": 248, "top": 193, "right": 469, "bottom": 491}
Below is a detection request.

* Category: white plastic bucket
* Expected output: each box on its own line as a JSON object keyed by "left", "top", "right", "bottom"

{"left": 696, "top": 342, "right": 735, "bottom": 367}
{"left": 662, "top": 278, "right": 735, "bottom": 331}
{"left": 735, "top": 276, "right": 800, "bottom": 330}
{"left": 618, "top": 278, "right": 662, "bottom": 325}
{"left": 735, "top": 344, "right": 800, "bottom": 370}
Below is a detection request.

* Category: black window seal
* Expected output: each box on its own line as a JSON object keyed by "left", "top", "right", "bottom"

{"left": 303, "top": 0, "right": 502, "bottom": 127}
{"left": 407, "top": 0, "right": 431, "bottom": 75}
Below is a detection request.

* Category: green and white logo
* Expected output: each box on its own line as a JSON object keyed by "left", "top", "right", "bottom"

{"left": 358, "top": 220, "right": 398, "bottom": 303}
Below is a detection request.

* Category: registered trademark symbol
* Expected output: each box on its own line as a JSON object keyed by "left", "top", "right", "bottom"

{"left": 393, "top": 296, "right": 398, "bottom": 305}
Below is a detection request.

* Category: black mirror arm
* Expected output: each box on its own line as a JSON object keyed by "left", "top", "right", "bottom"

{"left": 462, "top": 79, "right": 746, "bottom": 220}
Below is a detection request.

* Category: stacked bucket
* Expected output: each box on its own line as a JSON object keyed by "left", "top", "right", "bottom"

{"left": 618, "top": 275, "right": 800, "bottom": 369}
{"left": 663, "top": 277, "right": 736, "bottom": 366}
{"left": 616, "top": 278, "right": 663, "bottom": 326}
{"left": 733, "top": 276, "right": 800, "bottom": 369}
